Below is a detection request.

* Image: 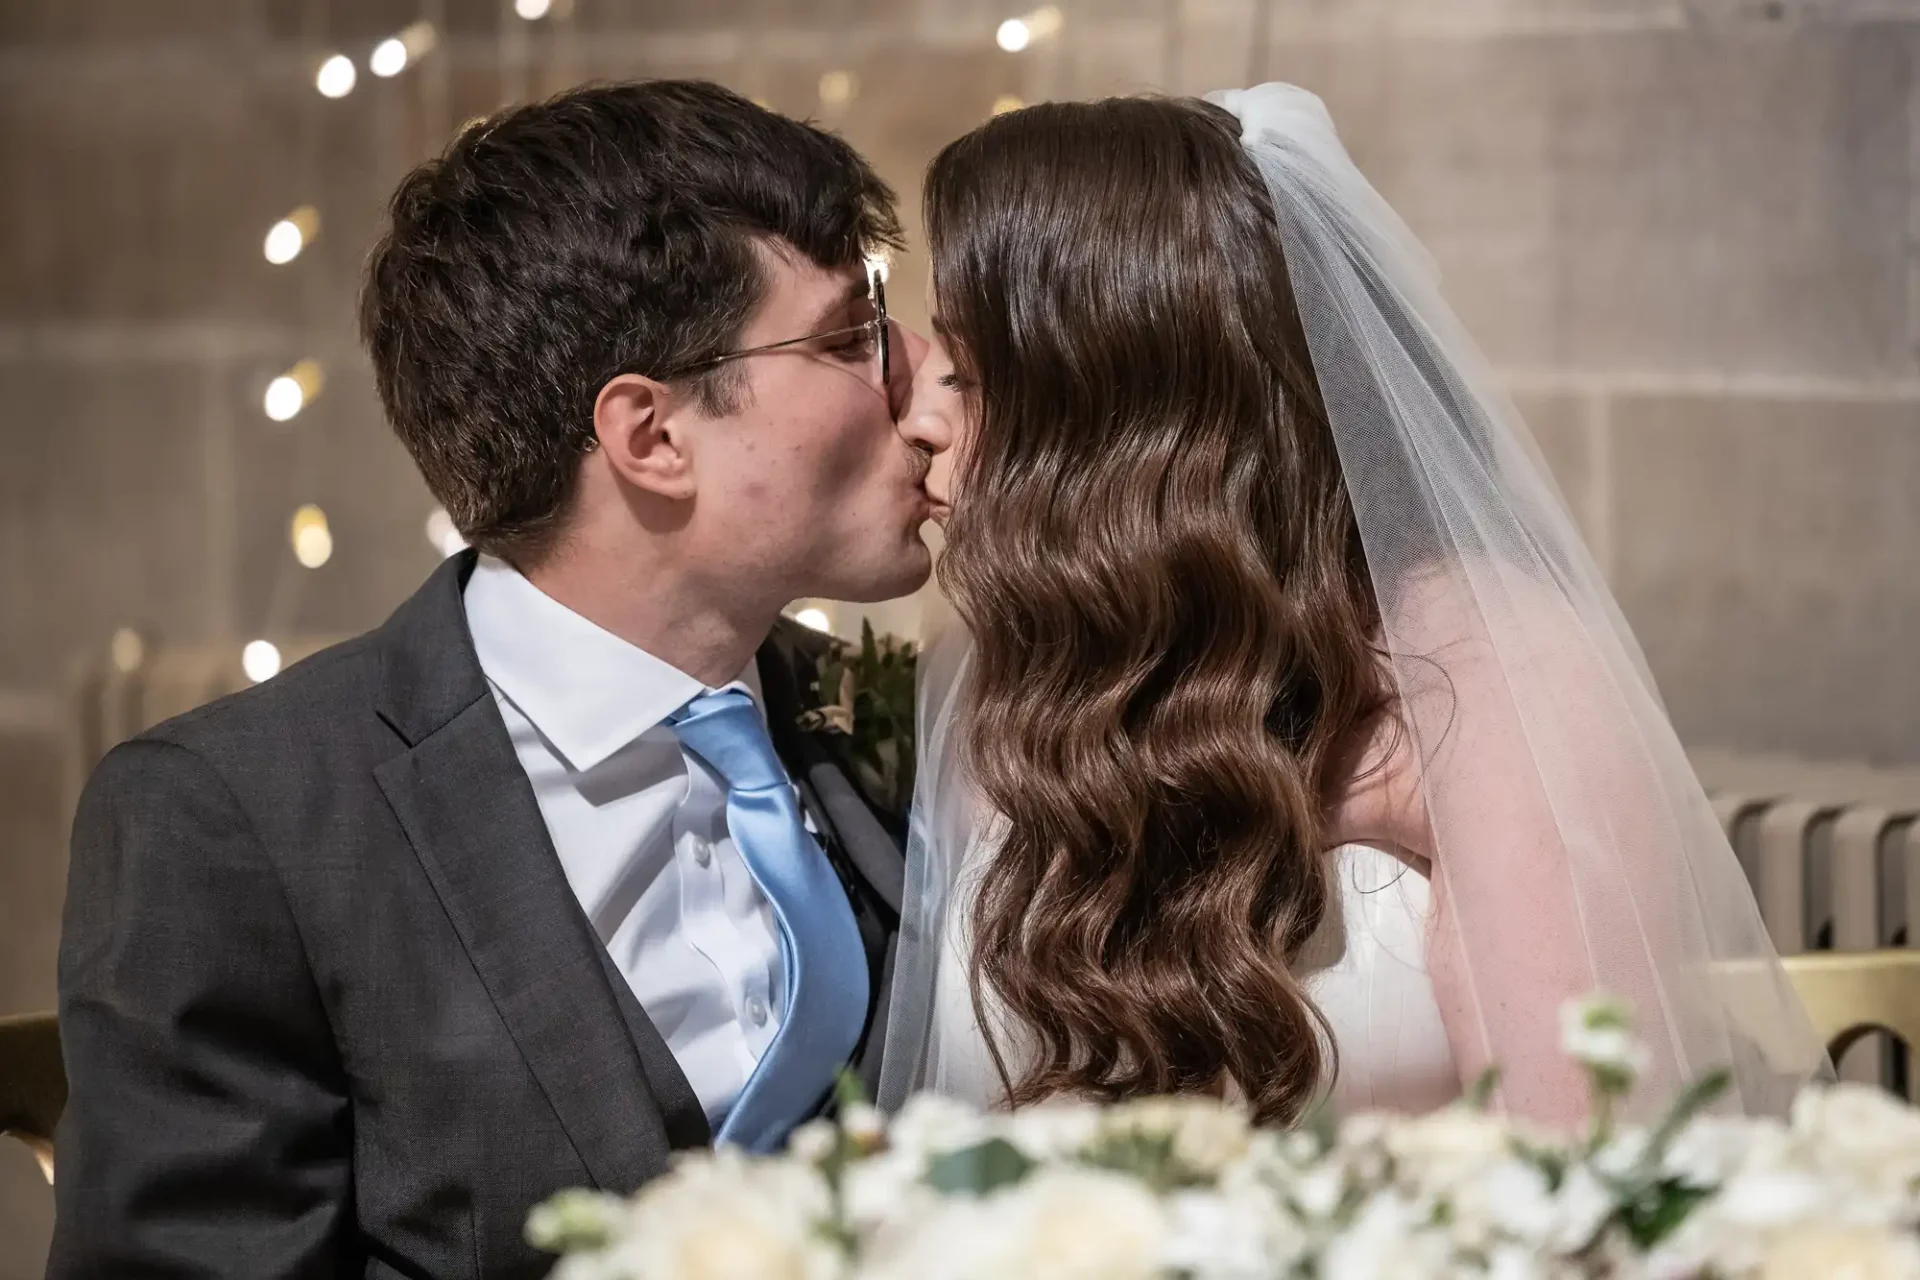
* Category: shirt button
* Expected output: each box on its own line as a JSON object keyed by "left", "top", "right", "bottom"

{"left": 692, "top": 839, "right": 713, "bottom": 868}
{"left": 746, "top": 996, "right": 769, "bottom": 1027}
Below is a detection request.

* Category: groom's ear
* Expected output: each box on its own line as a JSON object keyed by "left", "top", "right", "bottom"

{"left": 593, "top": 373, "right": 697, "bottom": 501}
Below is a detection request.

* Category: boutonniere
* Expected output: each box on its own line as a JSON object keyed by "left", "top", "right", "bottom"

{"left": 796, "top": 620, "right": 917, "bottom": 819}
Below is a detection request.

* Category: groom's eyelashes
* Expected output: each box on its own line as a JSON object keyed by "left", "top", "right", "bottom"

{"left": 829, "top": 330, "right": 878, "bottom": 360}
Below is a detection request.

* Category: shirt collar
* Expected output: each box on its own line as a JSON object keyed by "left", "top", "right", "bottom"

{"left": 463, "top": 554, "right": 762, "bottom": 772}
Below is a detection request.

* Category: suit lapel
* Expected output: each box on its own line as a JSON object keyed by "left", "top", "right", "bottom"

{"left": 371, "top": 553, "right": 693, "bottom": 1189}
{"left": 757, "top": 634, "right": 904, "bottom": 917}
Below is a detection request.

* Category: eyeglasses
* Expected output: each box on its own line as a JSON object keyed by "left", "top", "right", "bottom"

{"left": 664, "top": 272, "right": 889, "bottom": 392}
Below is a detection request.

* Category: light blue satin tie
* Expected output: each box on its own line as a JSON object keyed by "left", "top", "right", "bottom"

{"left": 669, "top": 689, "right": 869, "bottom": 1152}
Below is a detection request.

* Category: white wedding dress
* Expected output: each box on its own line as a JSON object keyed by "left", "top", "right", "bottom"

{"left": 1293, "top": 844, "right": 1460, "bottom": 1113}
{"left": 922, "top": 840, "right": 1460, "bottom": 1115}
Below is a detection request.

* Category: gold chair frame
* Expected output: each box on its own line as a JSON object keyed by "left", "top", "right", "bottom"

{"left": 1781, "top": 949, "right": 1920, "bottom": 1067}
{"left": 0, "top": 1011, "right": 62, "bottom": 1184}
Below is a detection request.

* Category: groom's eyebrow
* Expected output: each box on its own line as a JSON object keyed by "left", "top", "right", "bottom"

{"left": 804, "top": 278, "right": 873, "bottom": 335}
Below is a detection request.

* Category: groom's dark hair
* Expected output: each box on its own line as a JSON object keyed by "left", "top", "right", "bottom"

{"left": 360, "top": 79, "right": 901, "bottom": 562}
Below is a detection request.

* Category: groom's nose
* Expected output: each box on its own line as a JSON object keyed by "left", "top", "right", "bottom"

{"left": 887, "top": 323, "right": 932, "bottom": 423}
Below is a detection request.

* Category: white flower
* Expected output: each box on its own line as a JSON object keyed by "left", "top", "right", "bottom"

{"left": 855, "top": 1193, "right": 994, "bottom": 1280}
{"left": 1447, "top": 1156, "right": 1557, "bottom": 1250}
{"left": 863, "top": 1167, "right": 1168, "bottom": 1280}
{"left": 1589, "top": 1128, "right": 1651, "bottom": 1182}
{"left": 886, "top": 1094, "right": 992, "bottom": 1161}
{"left": 1559, "top": 997, "right": 1651, "bottom": 1083}
{"left": 788, "top": 1120, "right": 839, "bottom": 1165}
{"left": 1541, "top": 1165, "right": 1620, "bottom": 1256}
{"left": 1289, "top": 1164, "right": 1347, "bottom": 1221}
{"left": 988, "top": 1167, "right": 1169, "bottom": 1280}
{"left": 1318, "top": 1191, "right": 1451, "bottom": 1280}
{"left": 526, "top": 1188, "right": 631, "bottom": 1252}
{"left": 1659, "top": 1115, "right": 1774, "bottom": 1189}
{"left": 1002, "top": 1098, "right": 1102, "bottom": 1161}
{"left": 1712, "top": 1166, "right": 1837, "bottom": 1228}
{"left": 843, "top": 1102, "right": 888, "bottom": 1148}
{"left": 1793, "top": 1084, "right": 1920, "bottom": 1196}
{"left": 1161, "top": 1186, "right": 1307, "bottom": 1280}
{"left": 1098, "top": 1096, "right": 1255, "bottom": 1175}
{"left": 1760, "top": 1224, "right": 1920, "bottom": 1280}
{"left": 598, "top": 1148, "right": 844, "bottom": 1280}
{"left": 841, "top": 1148, "right": 935, "bottom": 1233}
{"left": 1486, "top": 1243, "right": 1557, "bottom": 1280}
{"left": 1381, "top": 1106, "right": 1513, "bottom": 1191}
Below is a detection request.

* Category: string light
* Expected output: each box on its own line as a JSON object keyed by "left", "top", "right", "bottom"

{"left": 315, "top": 53, "right": 357, "bottom": 98}
{"left": 263, "top": 205, "right": 320, "bottom": 265}
{"left": 370, "top": 21, "right": 437, "bottom": 78}
{"left": 794, "top": 607, "right": 833, "bottom": 633}
{"left": 109, "top": 628, "right": 146, "bottom": 673}
{"left": 515, "top": 0, "right": 552, "bottom": 18}
{"left": 263, "top": 359, "right": 325, "bottom": 422}
{"left": 425, "top": 508, "right": 467, "bottom": 558}
{"left": 369, "top": 39, "right": 406, "bottom": 77}
{"left": 818, "top": 70, "right": 857, "bottom": 106}
{"left": 242, "top": 640, "right": 283, "bottom": 683}
{"left": 996, "top": 5, "right": 1062, "bottom": 52}
{"left": 290, "top": 504, "right": 333, "bottom": 568}
{"left": 992, "top": 94, "right": 1024, "bottom": 116}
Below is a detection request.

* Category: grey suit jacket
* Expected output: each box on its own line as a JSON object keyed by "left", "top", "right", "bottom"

{"left": 48, "top": 552, "right": 905, "bottom": 1279}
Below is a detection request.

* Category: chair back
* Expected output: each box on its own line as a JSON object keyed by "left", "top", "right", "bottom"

{"left": 0, "top": 1011, "right": 63, "bottom": 1184}
{"left": 1781, "top": 949, "right": 1920, "bottom": 1066}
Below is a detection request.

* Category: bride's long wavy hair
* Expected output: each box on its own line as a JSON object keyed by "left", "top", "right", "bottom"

{"left": 923, "top": 95, "right": 1395, "bottom": 1123}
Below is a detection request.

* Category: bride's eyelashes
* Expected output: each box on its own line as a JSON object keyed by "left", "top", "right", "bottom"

{"left": 937, "top": 372, "right": 966, "bottom": 391}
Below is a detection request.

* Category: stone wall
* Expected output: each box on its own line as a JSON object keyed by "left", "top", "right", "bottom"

{"left": 1, "top": 0, "right": 1915, "bottom": 1269}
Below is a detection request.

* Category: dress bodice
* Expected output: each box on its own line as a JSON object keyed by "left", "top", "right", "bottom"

{"left": 926, "top": 842, "right": 1462, "bottom": 1116}
{"left": 1296, "top": 843, "right": 1460, "bottom": 1115}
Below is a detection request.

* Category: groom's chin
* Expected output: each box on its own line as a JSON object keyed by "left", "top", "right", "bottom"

{"left": 835, "top": 541, "right": 934, "bottom": 605}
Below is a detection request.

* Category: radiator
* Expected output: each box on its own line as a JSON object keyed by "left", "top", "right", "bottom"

{"left": 1693, "top": 748, "right": 1920, "bottom": 1087}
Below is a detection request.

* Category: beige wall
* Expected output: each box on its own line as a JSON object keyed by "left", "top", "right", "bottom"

{"left": 2, "top": 0, "right": 1916, "bottom": 1270}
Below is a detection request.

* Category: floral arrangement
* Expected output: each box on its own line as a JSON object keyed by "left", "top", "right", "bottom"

{"left": 528, "top": 998, "right": 1920, "bottom": 1279}
{"left": 796, "top": 619, "right": 917, "bottom": 819}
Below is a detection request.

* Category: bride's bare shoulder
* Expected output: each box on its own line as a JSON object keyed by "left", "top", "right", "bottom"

{"left": 1323, "top": 564, "right": 1584, "bottom": 865}
{"left": 1325, "top": 659, "right": 1430, "bottom": 864}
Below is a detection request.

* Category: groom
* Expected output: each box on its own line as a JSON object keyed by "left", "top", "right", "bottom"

{"left": 51, "top": 81, "right": 932, "bottom": 1278}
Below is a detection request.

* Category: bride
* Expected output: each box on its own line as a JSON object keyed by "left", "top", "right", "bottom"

{"left": 881, "top": 83, "right": 1824, "bottom": 1129}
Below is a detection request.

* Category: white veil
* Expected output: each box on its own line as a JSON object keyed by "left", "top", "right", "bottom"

{"left": 878, "top": 83, "right": 1827, "bottom": 1123}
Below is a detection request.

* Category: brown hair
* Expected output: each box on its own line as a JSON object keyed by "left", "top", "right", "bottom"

{"left": 360, "top": 80, "right": 901, "bottom": 563}
{"left": 924, "top": 96, "right": 1393, "bottom": 1123}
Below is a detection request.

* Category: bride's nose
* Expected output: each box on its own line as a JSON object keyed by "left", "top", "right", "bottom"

{"left": 894, "top": 333, "right": 953, "bottom": 456}
{"left": 887, "top": 323, "right": 932, "bottom": 421}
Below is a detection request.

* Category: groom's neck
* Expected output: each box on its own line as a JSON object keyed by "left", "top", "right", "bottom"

{"left": 517, "top": 541, "right": 780, "bottom": 690}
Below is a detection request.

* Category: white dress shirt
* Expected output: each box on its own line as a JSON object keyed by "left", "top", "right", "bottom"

{"left": 463, "top": 555, "right": 786, "bottom": 1126}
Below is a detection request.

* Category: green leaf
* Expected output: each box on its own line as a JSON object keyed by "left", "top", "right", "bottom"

{"left": 923, "top": 1138, "right": 1037, "bottom": 1196}
{"left": 1644, "top": 1068, "right": 1732, "bottom": 1165}
{"left": 834, "top": 1068, "right": 870, "bottom": 1113}
{"left": 1466, "top": 1066, "right": 1501, "bottom": 1112}
{"left": 1510, "top": 1137, "right": 1568, "bottom": 1192}
{"left": 1081, "top": 1129, "right": 1212, "bottom": 1193}
{"left": 524, "top": 1189, "right": 624, "bottom": 1253}
{"left": 1302, "top": 1094, "right": 1340, "bottom": 1142}
{"left": 1621, "top": 1178, "right": 1714, "bottom": 1249}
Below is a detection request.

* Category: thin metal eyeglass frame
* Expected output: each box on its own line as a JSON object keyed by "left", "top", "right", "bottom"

{"left": 663, "top": 274, "right": 889, "bottom": 391}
